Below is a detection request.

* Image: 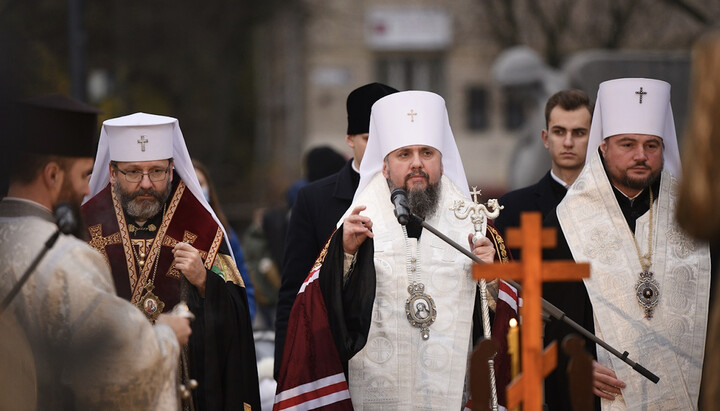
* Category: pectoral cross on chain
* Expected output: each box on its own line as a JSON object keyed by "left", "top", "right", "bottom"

{"left": 407, "top": 109, "right": 418, "bottom": 122}
{"left": 137, "top": 135, "right": 149, "bottom": 152}
{"left": 635, "top": 87, "right": 647, "bottom": 104}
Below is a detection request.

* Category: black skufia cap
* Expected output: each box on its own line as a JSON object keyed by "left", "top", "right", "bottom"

{"left": 3, "top": 94, "right": 101, "bottom": 157}
{"left": 305, "top": 146, "right": 346, "bottom": 182}
{"left": 346, "top": 82, "right": 398, "bottom": 135}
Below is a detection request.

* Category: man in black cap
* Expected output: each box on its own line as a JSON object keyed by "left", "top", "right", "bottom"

{"left": 0, "top": 95, "right": 191, "bottom": 410}
{"left": 274, "top": 82, "right": 397, "bottom": 377}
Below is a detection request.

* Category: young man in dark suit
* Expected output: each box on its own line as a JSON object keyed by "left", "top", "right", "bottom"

{"left": 274, "top": 82, "right": 397, "bottom": 377}
{"left": 493, "top": 89, "right": 592, "bottom": 258}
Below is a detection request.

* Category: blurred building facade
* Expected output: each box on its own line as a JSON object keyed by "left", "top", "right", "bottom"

{"left": 251, "top": 0, "right": 716, "bottom": 199}
{"left": 254, "top": 0, "right": 514, "bottom": 198}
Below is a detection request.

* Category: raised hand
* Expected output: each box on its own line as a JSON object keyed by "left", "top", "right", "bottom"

{"left": 342, "top": 205, "right": 374, "bottom": 255}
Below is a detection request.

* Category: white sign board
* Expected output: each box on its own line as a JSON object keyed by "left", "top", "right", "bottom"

{"left": 365, "top": 7, "right": 452, "bottom": 51}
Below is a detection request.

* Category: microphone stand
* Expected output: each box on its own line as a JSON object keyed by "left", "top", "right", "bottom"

{"left": 408, "top": 213, "right": 660, "bottom": 384}
{"left": 0, "top": 229, "right": 62, "bottom": 316}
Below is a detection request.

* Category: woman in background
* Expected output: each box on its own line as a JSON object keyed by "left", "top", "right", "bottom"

{"left": 193, "top": 160, "right": 256, "bottom": 321}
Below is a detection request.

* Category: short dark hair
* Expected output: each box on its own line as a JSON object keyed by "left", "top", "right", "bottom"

{"left": 544, "top": 89, "right": 593, "bottom": 128}
{"left": 7, "top": 151, "right": 71, "bottom": 184}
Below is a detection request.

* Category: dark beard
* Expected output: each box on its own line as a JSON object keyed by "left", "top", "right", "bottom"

{"left": 621, "top": 165, "right": 662, "bottom": 190}
{"left": 56, "top": 181, "right": 88, "bottom": 240}
{"left": 387, "top": 176, "right": 441, "bottom": 218}
{"left": 608, "top": 157, "right": 664, "bottom": 191}
{"left": 113, "top": 179, "right": 172, "bottom": 221}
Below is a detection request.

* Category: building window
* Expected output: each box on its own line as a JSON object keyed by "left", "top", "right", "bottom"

{"left": 375, "top": 55, "right": 444, "bottom": 94}
{"left": 467, "top": 87, "right": 488, "bottom": 131}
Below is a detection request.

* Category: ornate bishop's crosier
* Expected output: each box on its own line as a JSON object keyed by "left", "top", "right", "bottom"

{"left": 449, "top": 187, "right": 503, "bottom": 411}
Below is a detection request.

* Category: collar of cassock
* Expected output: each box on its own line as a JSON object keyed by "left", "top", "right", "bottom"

{"left": 125, "top": 205, "right": 165, "bottom": 239}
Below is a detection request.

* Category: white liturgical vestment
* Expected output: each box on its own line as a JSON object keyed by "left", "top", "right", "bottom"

{"left": 344, "top": 174, "right": 477, "bottom": 410}
{"left": 0, "top": 198, "right": 180, "bottom": 410}
{"left": 557, "top": 152, "right": 711, "bottom": 410}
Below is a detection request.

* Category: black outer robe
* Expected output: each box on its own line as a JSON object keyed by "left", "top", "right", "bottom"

{"left": 493, "top": 171, "right": 567, "bottom": 261}
{"left": 186, "top": 247, "right": 261, "bottom": 410}
{"left": 275, "top": 160, "right": 358, "bottom": 378}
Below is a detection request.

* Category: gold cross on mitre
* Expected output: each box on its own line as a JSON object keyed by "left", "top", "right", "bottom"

{"left": 407, "top": 109, "right": 418, "bottom": 122}
{"left": 472, "top": 212, "right": 590, "bottom": 411}
{"left": 137, "top": 135, "right": 149, "bottom": 151}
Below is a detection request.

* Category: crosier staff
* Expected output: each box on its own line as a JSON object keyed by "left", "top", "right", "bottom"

{"left": 450, "top": 187, "right": 504, "bottom": 411}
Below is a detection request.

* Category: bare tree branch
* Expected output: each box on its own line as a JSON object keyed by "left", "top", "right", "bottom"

{"left": 660, "top": 0, "right": 710, "bottom": 24}
{"left": 480, "top": 0, "right": 520, "bottom": 47}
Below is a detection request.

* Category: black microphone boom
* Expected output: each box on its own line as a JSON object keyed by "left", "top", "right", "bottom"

{"left": 405, "top": 212, "right": 660, "bottom": 384}
{"left": 390, "top": 188, "right": 410, "bottom": 225}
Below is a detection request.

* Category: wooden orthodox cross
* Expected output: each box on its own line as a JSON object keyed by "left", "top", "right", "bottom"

{"left": 472, "top": 212, "right": 590, "bottom": 411}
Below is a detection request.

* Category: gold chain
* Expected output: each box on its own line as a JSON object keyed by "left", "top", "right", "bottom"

{"left": 131, "top": 239, "right": 160, "bottom": 287}
{"left": 630, "top": 189, "right": 654, "bottom": 272}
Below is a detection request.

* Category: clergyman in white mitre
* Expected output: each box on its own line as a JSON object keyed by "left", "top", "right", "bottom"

{"left": 546, "top": 78, "right": 711, "bottom": 410}
{"left": 322, "top": 90, "right": 509, "bottom": 409}
{"left": 81, "top": 112, "right": 261, "bottom": 410}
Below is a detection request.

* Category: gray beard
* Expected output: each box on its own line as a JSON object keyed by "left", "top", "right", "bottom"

{"left": 387, "top": 178, "right": 441, "bottom": 218}
{"left": 114, "top": 179, "right": 171, "bottom": 221}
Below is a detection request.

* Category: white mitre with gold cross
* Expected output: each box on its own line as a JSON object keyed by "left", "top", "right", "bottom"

{"left": 82, "top": 112, "right": 231, "bottom": 255}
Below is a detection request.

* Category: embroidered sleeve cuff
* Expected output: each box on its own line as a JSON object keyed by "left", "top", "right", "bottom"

{"left": 343, "top": 251, "right": 357, "bottom": 284}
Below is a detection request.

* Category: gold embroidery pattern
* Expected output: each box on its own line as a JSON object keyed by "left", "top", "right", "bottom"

{"left": 163, "top": 230, "right": 207, "bottom": 279}
{"left": 486, "top": 225, "right": 510, "bottom": 263}
{"left": 131, "top": 238, "right": 153, "bottom": 255}
{"left": 311, "top": 231, "right": 334, "bottom": 271}
{"left": 87, "top": 224, "right": 121, "bottom": 263}
{"left": 113, "top": 181, "right": 186, "bottom": 303}
{"left": 111, "top": 184, "right": 139, "bottom": 293}
{"left": 213, "top": 254, "right": 245, "bottom": 286}
{"left": 206, "top": 227, "right": 224, "bottom": 270}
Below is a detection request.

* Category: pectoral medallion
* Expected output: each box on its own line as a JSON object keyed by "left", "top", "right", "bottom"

{"left": 635, "top": 270, "right": 660, "bottom": 319}
{"left": 405, "top": 282, "right": 437, "bottom": 340}
{"left": 137, "top": 283, "right": 165, "bottom": 323}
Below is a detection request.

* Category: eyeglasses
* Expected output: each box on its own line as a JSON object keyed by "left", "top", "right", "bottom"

{"left": 115, "top": 166, "right": 170, "bottom": 183}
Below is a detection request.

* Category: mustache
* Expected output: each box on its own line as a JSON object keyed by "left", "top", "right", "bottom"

{"left": 630, "top": 161, "right": 651, "bottom": 169}
{"left": 404, "top": 170, "right": 429, "bottom": 183}
{"left": 129, "top": 188, "right": 163, "bottom": 201}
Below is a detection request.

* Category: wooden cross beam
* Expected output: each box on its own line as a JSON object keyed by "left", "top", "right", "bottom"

{"left": 473, "top": 212, "right": 590, "bottom": 411}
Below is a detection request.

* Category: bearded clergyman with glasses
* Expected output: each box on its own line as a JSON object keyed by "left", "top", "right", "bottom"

{"left": 81, "top": 113, "right": 260, "bottom": 411}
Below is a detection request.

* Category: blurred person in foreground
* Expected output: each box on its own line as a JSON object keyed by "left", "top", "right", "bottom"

{"left": 0, "top": 95, "right": 190, "bottom": 410}
{"left": 192, "top": 159, "right": 256, "bottom": 321}
{"left": 81, "top": 112, "right": 259, "bottom": 410}
{"left": 676, "top": 32, "right": 720, "bottom": 410}
{"left": 274, "top": 82, "right": 397, "bottom": 378}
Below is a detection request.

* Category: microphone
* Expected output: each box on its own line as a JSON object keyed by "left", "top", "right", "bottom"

{"left": 54, "top": 203, "right": 77, "bottom": 235}
{"left": 390, "top": 188, "right": 410, "bottom": 225}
